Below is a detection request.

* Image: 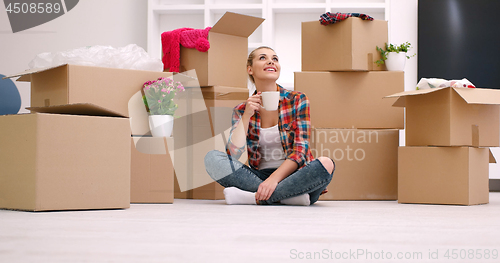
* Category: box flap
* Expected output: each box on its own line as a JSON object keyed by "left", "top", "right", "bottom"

{"left": 27, "top": 103, "right": 126, "bottom": 117}
{"left": 201, "top": 86, "right": 249, "bottom": 100}
{"left": 384, "top": 87, "right": 448, "bottom": 102}
{"left": 385, "top": 87, "right": 500, "bottom": 106}
{"left": 489, "top": 149, "right": 496, "bottom": 163}
{"left": 453, "top": 87, "right": 500, "bottom": 105}
{"left": 2, "top": 64, "right": 68, "bottom": 82}
{"left": 210, "top": 12, "right": 264, "bottom": 38}
{"left": 391, "top": 97, "right": 406, "bottom": 107}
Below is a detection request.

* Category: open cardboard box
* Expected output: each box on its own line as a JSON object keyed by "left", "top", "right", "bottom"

{"left": 3, "top": 64, "right": 173, "bottom": 117}
{"left": 313, "top": 128, "right": 399, "bottom": 200}
{"left": 386, "top": 87, "right": 500, "bottom": 147}
{"left": 131, "top": 137, "right": 174, "bottom": 204}
{"left": 174, "top": 12, "right": 264, "bottom": 88}
{"left": 295, "top": 71, "right": 404, "bottom": 129}
{"left": 302, "top": 17, "right": 388, "bottom": 71}
{"left": 398, "top": 146, "right": 496, "bottom": 205}
{"left": 0, "top": 104, "right": 131, "bottom": 211}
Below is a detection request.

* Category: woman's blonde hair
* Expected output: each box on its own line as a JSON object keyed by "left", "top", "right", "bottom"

{"left": 247, "top": 46, "right": 275, "bottom": 84}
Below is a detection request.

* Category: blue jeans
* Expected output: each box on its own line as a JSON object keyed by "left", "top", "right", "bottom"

{"left": 204, "top": 150, "right": 335, "bottom": 205}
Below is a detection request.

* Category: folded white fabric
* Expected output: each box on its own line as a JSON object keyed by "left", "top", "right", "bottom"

{"left": 416, "top": 78, "right": 476, "bottom": 90}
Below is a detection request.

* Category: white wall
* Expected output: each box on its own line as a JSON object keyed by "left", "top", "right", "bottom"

{"left": 388, "top": 0, "right": 417, "bottom": 147}
{"left": 0, "top": 0, "right": 147, "bottom": 113}
{"left": 388, "top": 0, "right": 418, "bottom": 92}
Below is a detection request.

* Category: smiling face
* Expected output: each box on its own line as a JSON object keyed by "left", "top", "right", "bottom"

{"left": 247, "top": 47, "right": 281, "bottom": 84}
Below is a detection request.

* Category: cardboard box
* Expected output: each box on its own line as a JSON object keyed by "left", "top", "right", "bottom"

{"left": 0, "top": 104, "right": 131, "bottom": 211}
{"left": 172, "top": 86, "right": 248, "bottom": 199}
{"left": 295, "top": 71, "right": 404, "bottom": 129}
{"left": 192, "top": 183, "right": 225, "bottom": 200}
{"left": 175, "top": 12, "right": 264, "bottom": 88}
{"left": 174, "top": 175, "right": 192, "bottom": 199}
{"left": 398, "top": 146, "right": 496, "bottom": 205}
{"left": 4, "top": 64, "right": 173, "bottom": 117}
{"left": 302, "top": 17, "right": 388, "bottom": 71}
{"left": 386, "top": 87, "right": 500, "bottom": 147}
{"left": 313, "top": 129, "right": 399, "bottom": 200}
{"left": 130, "top": 137, "right": 174, "bottom": 204}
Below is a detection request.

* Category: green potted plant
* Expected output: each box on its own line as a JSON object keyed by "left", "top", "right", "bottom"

{"left": 142, "top": 77, "right": 184, "bottom": 137}
{"left": 375, "top": 42, "right": 415, "bottom": 71}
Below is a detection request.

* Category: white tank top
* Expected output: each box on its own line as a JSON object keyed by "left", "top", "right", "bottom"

{"left": 259, "top": 124, "right": 286, "bottom": 170}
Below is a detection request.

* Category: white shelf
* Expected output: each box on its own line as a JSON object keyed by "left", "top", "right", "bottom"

{"left": 208, "top": 4, "right": 264, "bottom": 11}
{"left": 148, "top": 0, "right": 389, "bottom": 89}
{"left": 271, "top": 3, "right": 328, "bottom": 9}
{"left": 271, "top": 4, "right": 328, "bottom": 13}
{"left": 151, "top": 4, "right": 205, "bottom": 14}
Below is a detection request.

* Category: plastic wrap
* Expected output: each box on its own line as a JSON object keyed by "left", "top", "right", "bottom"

{"left": 416, "top": 78, "right": 476, "bottom": 90}
{"left": 28, "top": 44, "right": 163, "bottom": 72}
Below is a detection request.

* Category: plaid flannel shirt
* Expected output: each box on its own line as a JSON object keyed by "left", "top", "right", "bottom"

{"left": 226, "top": 85, "right": 314, "bottom": 170}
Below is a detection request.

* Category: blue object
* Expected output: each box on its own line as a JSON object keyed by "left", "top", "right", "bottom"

{"left": 0, "top": 74, "right": 21, "bottom": 115}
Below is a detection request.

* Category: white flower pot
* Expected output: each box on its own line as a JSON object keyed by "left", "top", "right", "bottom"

{"left": 149, "top": 115, "right": 174, "bottom": 137}
{"left": 385, "top": 52, "right": 407, "bottom": 71}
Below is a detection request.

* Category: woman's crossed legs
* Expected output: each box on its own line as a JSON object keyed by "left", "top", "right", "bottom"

{"left": 204, "top": 150, "right": 334, "bottom": 205}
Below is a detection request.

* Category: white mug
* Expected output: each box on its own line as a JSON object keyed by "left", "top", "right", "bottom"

{"left": 260, "top": 91, "right": 280, "bottom": 111}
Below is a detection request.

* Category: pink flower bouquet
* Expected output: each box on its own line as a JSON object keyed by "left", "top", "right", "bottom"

{"left": 142, "top": 77, "right": 185, "bottom": 115}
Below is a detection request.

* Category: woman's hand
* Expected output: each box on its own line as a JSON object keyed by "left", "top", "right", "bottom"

{"left": 255, "top": 177, "right": 279, "bottom": 201}
{"left": 243, "top": 92, "right": 262, "bottom": 119}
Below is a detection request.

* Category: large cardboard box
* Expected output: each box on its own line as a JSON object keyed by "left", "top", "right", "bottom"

{"left": 172, "top": 86, "right": 248, "bottom": 199}
{"left": 313, "top": 129, "right": 399, "bottom": 200}
{"left": 4, "top": 64, "right": 173, "bottom": 117}
{"left": 0, "top": 105, "right": 131, "bottom": 211}
{"left": 295, "top": 71, "right": 404, "bottom": 129}
{"left": 398, "top": 146, "right": 496, "bottom": 205}
{"left": 175, "top": 12, "right": 264, "bottom": 88}
{"left": 386, "top": 87, "right": 500, "bottom": 147}
{"left": 131, "top": 137, "right": 174, "bottom": 204}
{"left": 302, "top": 17, "right": 388, "bottom": 71}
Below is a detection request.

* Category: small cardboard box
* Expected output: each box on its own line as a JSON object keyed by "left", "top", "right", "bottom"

{"left": 302, "top": 17, "right": 388, "bottom": 71}
{"left": 313, "top": 129, "right": 399, "bottom": 200}
{"left": 131, "top": 137, "right": 174, "bottom": 204}
{"left": 0, "top": 104, "right": 131, "bottom": 211}
{"left": 386, "top": 87, "right": 500, "bottom": 147}
{"left": 295, "top": 71, "right": 404, "bottom": 129}
{"left": 172, "top": 86, "right": 248, "bottom": 199}
{"left": 4, "top": 64, "right": 173, "bottom": 117}
{"left": 398, "top": 146, "right": 496, "bottom": 206}
{"left": 176, "top": 12, "right": 264, "bottom": 88}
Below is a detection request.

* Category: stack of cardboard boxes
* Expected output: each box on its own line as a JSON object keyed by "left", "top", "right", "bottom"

{"left": 295, "top": 17, "right": 405, "bottom": 200}
{"left": 0, "top": 65, "right": 172, "bottom": 211}
{"left": 168, "top": 12, "right": 263, "bottom": 200}
{"left": 386, "top": 87, "right": 500, "bottom": 205}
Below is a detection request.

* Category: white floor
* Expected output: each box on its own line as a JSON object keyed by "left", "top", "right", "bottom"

{"left": 1, "top": 194, "right": 500, "bottom": 263}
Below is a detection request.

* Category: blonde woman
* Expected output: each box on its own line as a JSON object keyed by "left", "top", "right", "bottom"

{"left": 204, "top": 46, "right": 334, "bottom": 205}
